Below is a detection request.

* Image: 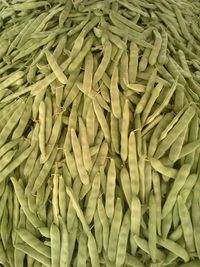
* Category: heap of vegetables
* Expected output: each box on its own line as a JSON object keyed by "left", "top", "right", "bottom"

{"left": 0, "top": 0, "right": 200, "bottom": 266}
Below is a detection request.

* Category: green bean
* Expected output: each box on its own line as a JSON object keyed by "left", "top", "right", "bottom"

{"left": 110, "top": 113, "right": 120, "bottom": 154}
{"left": 169, "top": 128, "right": 187, "bottom": 163}
{"left": 64, "top": 150, "right": 78, "bottom": 179}
{"left": 67, "top": 179, "right": 80, "bottom": 227}
{"left": 105, "top": 31, "right": 126, "bottom": 50}
{"left": 110, "top": 67, "right": 122, "bottom": 119}
{"left": 135, "top": 69, "right": 157, "bottom": 114}
{"left": 141, "top": 81, "right": 164, "bottom": 124}
{"left": 0, "top": 71, "right": 25, "bottom": 90}
{"left": 50, "top": 223, "right": 61, "bottom": 267}
{"left": 14, "top": 243, "right": 25, "bottom": 267}
{"left": 23, "top": 141, "right": 38, "bottom": 176}
{"left": 178, "top": 139, "right": 200, "bottom": 159}
{"left": 0, "top": 2, "right": 200, "bottom": 266}
{"left": 68, "top": 15, "right": 89, "bottom": 36}
{"left": 178, "top": 50, "right": 191, "bottom": 77}
{"left": 146, "top": 77, "right": 178, "bottom": 125}
{"left": 108, "top": 198, "right": 123, "bottom": 262}
{"left": 149, "top": 30, "right": 162, "bottom": 66}
{"left": 40, "top": 113, "right": 62, "bottom": 163}
{"left": 128, "top": 131, "right": 139, "bottom": 195}
{"left": 31, "top": 146, "right": 57, "bottom": 193}
{"left": 118, "top": 0, "right": 149, "bottom": 17}
{"left": 130, "top": 195, "right": 141, "bottom": 255}
{"left": 18, "top": 13, "right": 46, "bottom": 48}
{"left": 173, "top": 5, "right": 191, "bottom": 41}
{"left": 6, "top": 17, "right": 34, "bottom": 54}
{"left": 66, "top": 186, "right": 90, "bottom": 236}
{"left": 94, "top": 210, "right": 103, "bottom": 254}
{"left": 120, "top": 99, "right": 129, "bottom": 162}
{"left": 79, "top": 117, "right": 92, "bottom": 172}
{"left": 142, "top": 115, "right": 163, "bottom": 138}
{"left": 1, "top": 203, "right": 9, "bottom": 249}
{"left": 138, "top": 153, "right": 145, "bottom": 203}
{"left": 192, "top": 178, "right": 200, "bottom": 259}
{"left": 152, "top": 171, "right": 162, "bottom": 236}
{"left": 87, "top": 232, "right": 100, "bottom": 267}
{"left": 42, "top": 92, "right": 52, "bottom": 143}
{"left": 184, "top": 114, "right": 199, "bottom": 165}
{"left": 169, "top": 224, "right": 183, "bottom": 242}
{"left": 7, "top": 238, "right": 15, "bottom": 267}
{"left": 129, "top": 42, "right": 139, "bottom": 84}
{"left": 156, "top": 13, "right": 183, "bottom": 41}
{"left": 59, "top": 0, "right": 72, "bottom": 27}
{"left": 52, "top": 35, "right": 67, "bottom": 60}
{"left": 97, "top": 198, "right": 109, "bottom": 252}
{"left": 119, "top": 50, "right": 129, "bottom": 90}
{"left": 120, "top": 167, "right": 131, "bottom": 208}
{"left": 11, "top": 177, "right": 44, "bottom": 228}
{"left": 88, "top": 139, "right": 108, "bottom": 184}
{"left": 58, "top": 176, "right": 67, "bottom": 223}
{"left": 85, "top": 101, "right": 96, "bottom": 146}
{"left": 93, "top": 41, "right": 112, "bottom": 85}
{"left": 133, "top": 235, "right": 150, "bottom": 255}
{"left": 100, "top": 84, "right": 110, "bottom": 104}
{"left": 155, "top": 106, "right": 195, "bottom": 159}
{"left": 70, "top": 16, "right": 99, "bottom": 57}
{"left": 71, "top": 128, "right": 89, "bottom": 185}
{"left": 32, "top": 87, "right": 46, "bottom": 120}
{"left": 160, "top": 106, "right": 188, "bottom": 141}
{"left": 126, "top": 253, "right": 145, "bottom": 267}
{"left": 0, "top": 149, "right": 16, "bottom": 172}
{"left": 0, "top": 146, "right": 33, "bottom": 183}
{"left": 93, "top": 99, "right": 110, "bottom": 143}
{"left": 52, "top": 167, "right": 59, "bottom": 226}
{"left": 116, "top": 209, "right": 131, "bottom": 267}
{"left": 157, "top": 238, "right": 189, "bottom": 262}
{"left": 85, "top": 172, "right": 100, "bottom": 224}
{"left": 77, "top": 232, "right": 88, "bottom": 267}
{"left": 0, "top": 101, "right": 25, "bottom": 148}
{"left": 12, "top": 31, "right": 56, "bottom": 62}
{"left": 105, "top": 159, "right": 116, "bottom": 220}
{"left": 17, "top": 229, "right": 50, "bottom": 258}
{"left": 12, "top": 1, "right": 48, "bottom": 11}
{"left": 15, "top": 243, "right": 50, "bottom": 267}
{"left": 81, "top": 52, "right": 93, "bottom": 94}
{"left": 68, "top": 217, "right": 79, "bottom": 263}
{"left": 178, "top": 195, "right": 195, "bottom": 253}
{"left": 38, "top": 227, "right": 50, "bottom": 239}
{"left": 162, "top": 164, "right": 191, "bottom": 219}
{"left": 109, "top": 17, "right": 151, "bottom": 48}
{"left": 126, "top": 83, "right": 145, "bottom": 93}
{"left": 68, "top": 36, "right": 93, "bottom": 73}
{"left": 91, "top": 92, "right": 110, "bottom": 113}
{"left": 150, "top": 158, "right": 177, "bottom": 178}
{"left": 162, "top": 211, "right": 172, "bottom": 240}
{"left": 67, "top": 200, "right": 76, "bottom": 233}
{"left": 180, "top": 174, "right": 198, "bottom": 204}
{"left": 156, "top": 64, "right": 173, "bottom": 82}
{"left": 110, "top": 10, "right": 143, "bottom": 32}
{"left": 12, "top": 97, "right": 33, "bottom": 139}
{"left": 38, "top": 101, "right": 46, "bottom": 158}
{"left": 139, "top": 47, "right": 151, "bottom": 72}
{"left": 58, "top": 216, "right": 69, "bottom": 267}
{"left": 158, "top": 28, "right": 168, "bottom": 65}
{"left": 45, "top": 49, "right": 67, "bottom": 84}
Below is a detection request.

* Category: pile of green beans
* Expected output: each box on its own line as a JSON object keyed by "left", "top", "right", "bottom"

{"left": 0, "top": 0, "right": 200, "bottom": 266}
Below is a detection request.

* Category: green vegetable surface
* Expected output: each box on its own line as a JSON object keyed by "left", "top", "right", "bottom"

{"left": 0, "top": 0, "right": 200, "bottom": 266}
